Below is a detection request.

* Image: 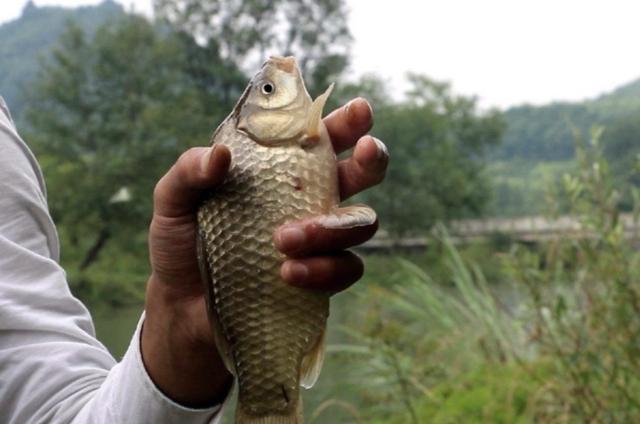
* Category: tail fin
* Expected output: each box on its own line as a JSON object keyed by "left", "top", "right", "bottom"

{"left": 235, "top": 396, "right": 303, "bottom": 424}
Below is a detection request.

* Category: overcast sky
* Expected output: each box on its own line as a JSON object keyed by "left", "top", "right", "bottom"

{"left": 1, "top": 0, "right": 639, "bottom": 109}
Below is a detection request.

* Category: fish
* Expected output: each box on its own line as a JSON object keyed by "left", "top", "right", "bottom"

{"left": 196, "top": 56, "right": 375, "bottom": 423}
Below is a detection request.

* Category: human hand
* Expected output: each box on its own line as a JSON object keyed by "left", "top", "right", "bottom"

{"left": 141, "top": 98, "right": 388, "bottom": 408}
{"left": 274, "top": 98, "right": 387, "bottom": 291}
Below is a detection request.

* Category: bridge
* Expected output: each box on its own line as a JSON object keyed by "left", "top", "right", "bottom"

{"left": 360, "top": 213, "right": 640, "bottom": 251}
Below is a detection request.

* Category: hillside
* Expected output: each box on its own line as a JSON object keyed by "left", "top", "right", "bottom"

{"left": 0, "top": 0, "right": 124, "bottom": 123}
{"left": 493, "top": 78, "right": 640, "bottom": 161}
{"left": 486, "top": 77, "right": 640, "bottom": 217}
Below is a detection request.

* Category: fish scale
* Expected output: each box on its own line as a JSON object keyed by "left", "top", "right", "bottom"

{"left": 197, "top": 109, "right": 338, "bottom": 421}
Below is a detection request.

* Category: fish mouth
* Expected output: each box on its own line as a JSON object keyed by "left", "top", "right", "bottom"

{"left": 268, "top": 56, "right": 296, "bottom": 74}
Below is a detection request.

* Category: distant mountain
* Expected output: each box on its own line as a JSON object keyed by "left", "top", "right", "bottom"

{"left": 2, "top": 0, "right": 638, "bottom": 162}
{"left": 0, "top": 0, "right": 124, "bottom": 123}
{"left": 601, "top": 78, "right": 640, "bottom": 100}
{"left": 494, "top": 78, "right": 640, "bottom": 161}
{"left": 591, "top": 79, "right": 640, "bottom": 117}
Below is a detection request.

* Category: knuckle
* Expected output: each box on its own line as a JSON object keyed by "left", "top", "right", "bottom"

{"left": 153, "top": 176, "right": 168, "bottom": 202}
{"left": 175, "top": 148, "right": 204, "bottom": 178}
{"left": 176, "top": 149, "right": 197, "bottom": 172}
{"left": 179, "top": 147, "right": 199, "bottom": 163}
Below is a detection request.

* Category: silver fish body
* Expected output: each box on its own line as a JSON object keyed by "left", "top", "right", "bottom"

{"left": 197, "top": 56, "right": 339, "bottom": 423}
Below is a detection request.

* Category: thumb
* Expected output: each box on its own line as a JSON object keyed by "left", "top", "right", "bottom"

{"left": 153, "top": 145, "right": 231, "bottom": 218}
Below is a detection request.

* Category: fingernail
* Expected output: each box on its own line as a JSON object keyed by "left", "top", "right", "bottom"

{"left": 346, "top": 98, "right": 373, "bottom": 130}
{"left": 200, "top": 146, "right": 215, "bottom": 173}
{"left": 344, "top": 99, "right": 353, "bottom": 117}
{"left": 200, "top": 144, "right": 218, "bottom": 173}
{"left": 285, "top": 261, "right": 309, "bottom": 284}
{"left": 371, "top": 137, "right": 388, "bottom": 160}
{"left": 366, "top": 100, "right": 374, "bottom": 118}
{"left": 276, "top": 226, "right": 306, "bottom": 253}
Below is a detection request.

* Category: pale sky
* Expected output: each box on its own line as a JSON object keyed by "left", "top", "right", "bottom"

{"left": 1, "top": 0, "right": 639, "bottom": 109}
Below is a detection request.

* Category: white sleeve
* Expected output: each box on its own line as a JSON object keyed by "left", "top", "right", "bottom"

{"left": 0, "top": 97, "right": 228, "bottom": 424}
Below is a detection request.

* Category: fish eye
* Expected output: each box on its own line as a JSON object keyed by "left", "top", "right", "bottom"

{"left": 261, "top": 82, "right": 275, "bottom": 95}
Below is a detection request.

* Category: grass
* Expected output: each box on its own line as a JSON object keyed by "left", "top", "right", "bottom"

{"left": 332, "top": 132, "right": 640, "bottom": 423}
{"left": 333, "top": 234, "right": 530, "bottom": 423}
{"left": 381, "top": 363, "right": 548, "bottom": 424}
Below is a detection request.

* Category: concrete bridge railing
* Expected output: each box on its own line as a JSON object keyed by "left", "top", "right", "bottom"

{"left": 360, "top": 213, "right": 640, "bottom": 251}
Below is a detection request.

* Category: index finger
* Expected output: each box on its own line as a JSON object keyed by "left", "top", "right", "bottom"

{"left": 323, "top": 98, "right": 373, "bottom": 154}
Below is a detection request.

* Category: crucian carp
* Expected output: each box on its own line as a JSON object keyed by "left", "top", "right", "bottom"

{"left": 197, "top": 55, "right": 375, "bottom": 424}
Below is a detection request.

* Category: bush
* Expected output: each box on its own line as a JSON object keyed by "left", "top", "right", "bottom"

{"left": 338, "top": 127, "right": 640, "bottom": 423}
{"left": 506, "top": 128, "right": 640, "bottom": 421}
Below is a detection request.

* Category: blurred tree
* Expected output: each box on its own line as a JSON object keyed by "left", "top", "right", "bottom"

{"left": 152, "top": 0, "right": 351, "bottom": 93}
{"left": 26, "top": 16, "right": 243, "bottom": 270}
{"left": 353, "top": 74, "right": 505, "bottom": 236}
{"left": 603, "top": 114, "right": 640, "bottom": 181}
{"left": 491, "top": 78, "right": 640, "bottom": 162}
{"left": 601, "top": 114, "right": 640, "bottom": 210}
{"left": 0, "top": 0, "right": 125, "bottom": 124}
{"left": 333, "top": 73, "right": 392, "bottom": 110}
{"left": 494, "top": 103, "right": 596, "bottom": 161}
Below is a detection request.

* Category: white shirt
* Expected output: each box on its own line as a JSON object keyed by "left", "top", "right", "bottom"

{"left": 0, "top": 97, "right": 226, "bottom": 424}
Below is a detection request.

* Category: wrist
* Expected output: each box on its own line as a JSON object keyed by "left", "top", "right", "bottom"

{"left": 142, "top": 276, "right": 233, "bottom": 408}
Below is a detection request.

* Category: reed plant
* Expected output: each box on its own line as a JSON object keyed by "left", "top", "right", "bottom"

{"left": 507, "top": 128, "right": 640, "bottom": 422}
{"left": 331, "top": 234, "right": 532, "bottom": 423}
{"left": 336, "top": 127, "right": 640, "bottom": 423}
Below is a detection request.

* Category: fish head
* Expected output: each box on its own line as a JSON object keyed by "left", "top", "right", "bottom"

{"left": 236, "top": 56, "right": 334, "bottom": 146}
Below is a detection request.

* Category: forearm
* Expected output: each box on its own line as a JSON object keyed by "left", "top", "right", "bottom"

{"left": 0, "top": 238, "right": 229, "bottom": 424}
{"left": 0, "top": 99, "right": 229, "bottom": 423}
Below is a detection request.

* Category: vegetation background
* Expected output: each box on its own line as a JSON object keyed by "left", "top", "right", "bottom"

{"left": 2, "top": 0, "right": 640, "bottom": 422}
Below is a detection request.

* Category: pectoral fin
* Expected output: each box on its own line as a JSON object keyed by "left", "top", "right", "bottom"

{"left": 304, "top": 83, "right": 335, "bottom": 143}
{"left": 300, "top": 329, "right": 326, "bottom": 389}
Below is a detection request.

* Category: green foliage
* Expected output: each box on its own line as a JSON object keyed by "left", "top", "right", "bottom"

{"left": 334, "top": 234, "right": 527, "bottom": 422}
{"left": 25, "top": 16, "right": 243, "bottom": 304}
{"left": 352, "top": 74, "right": 504, "bottom": 235}
{"left": 493, "top": 78, "right": 640, "bottom": 162}
{"left": 153, "top": 0, "right": 351, "bottom": 93}
{"left": 495, "top": 102, "right": 597, "bottom": 161}
{"left": 93, "top": 304, "right": 143, "bottom": 358}
{"left": 487, "top": 82, "right": 640, "bottom": 217}
{"left": 602, "top": 113, "right": 640, "bottom": 196}
{"left": 379, "top": 363, "right": 544, "bottom": 424}
{"left": 485, "top": 159, "right": 572, "bottom": 217}
{"left": 333, "top": 74, "right": 392, "bottom": 110}
{"left": 505, "top": 129, "right": 640, "bottom": 421}
{"left": 342, "top": 128, "right": 640, "bottom": 423}
{"left": 28, "top": 17, "right": 195, "bottom": 247}
{"left": 58, "top": 226, "right": 149, "bottom": 307}
{"left": 0, "top": 0, "right": 124, "bottom": 124}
